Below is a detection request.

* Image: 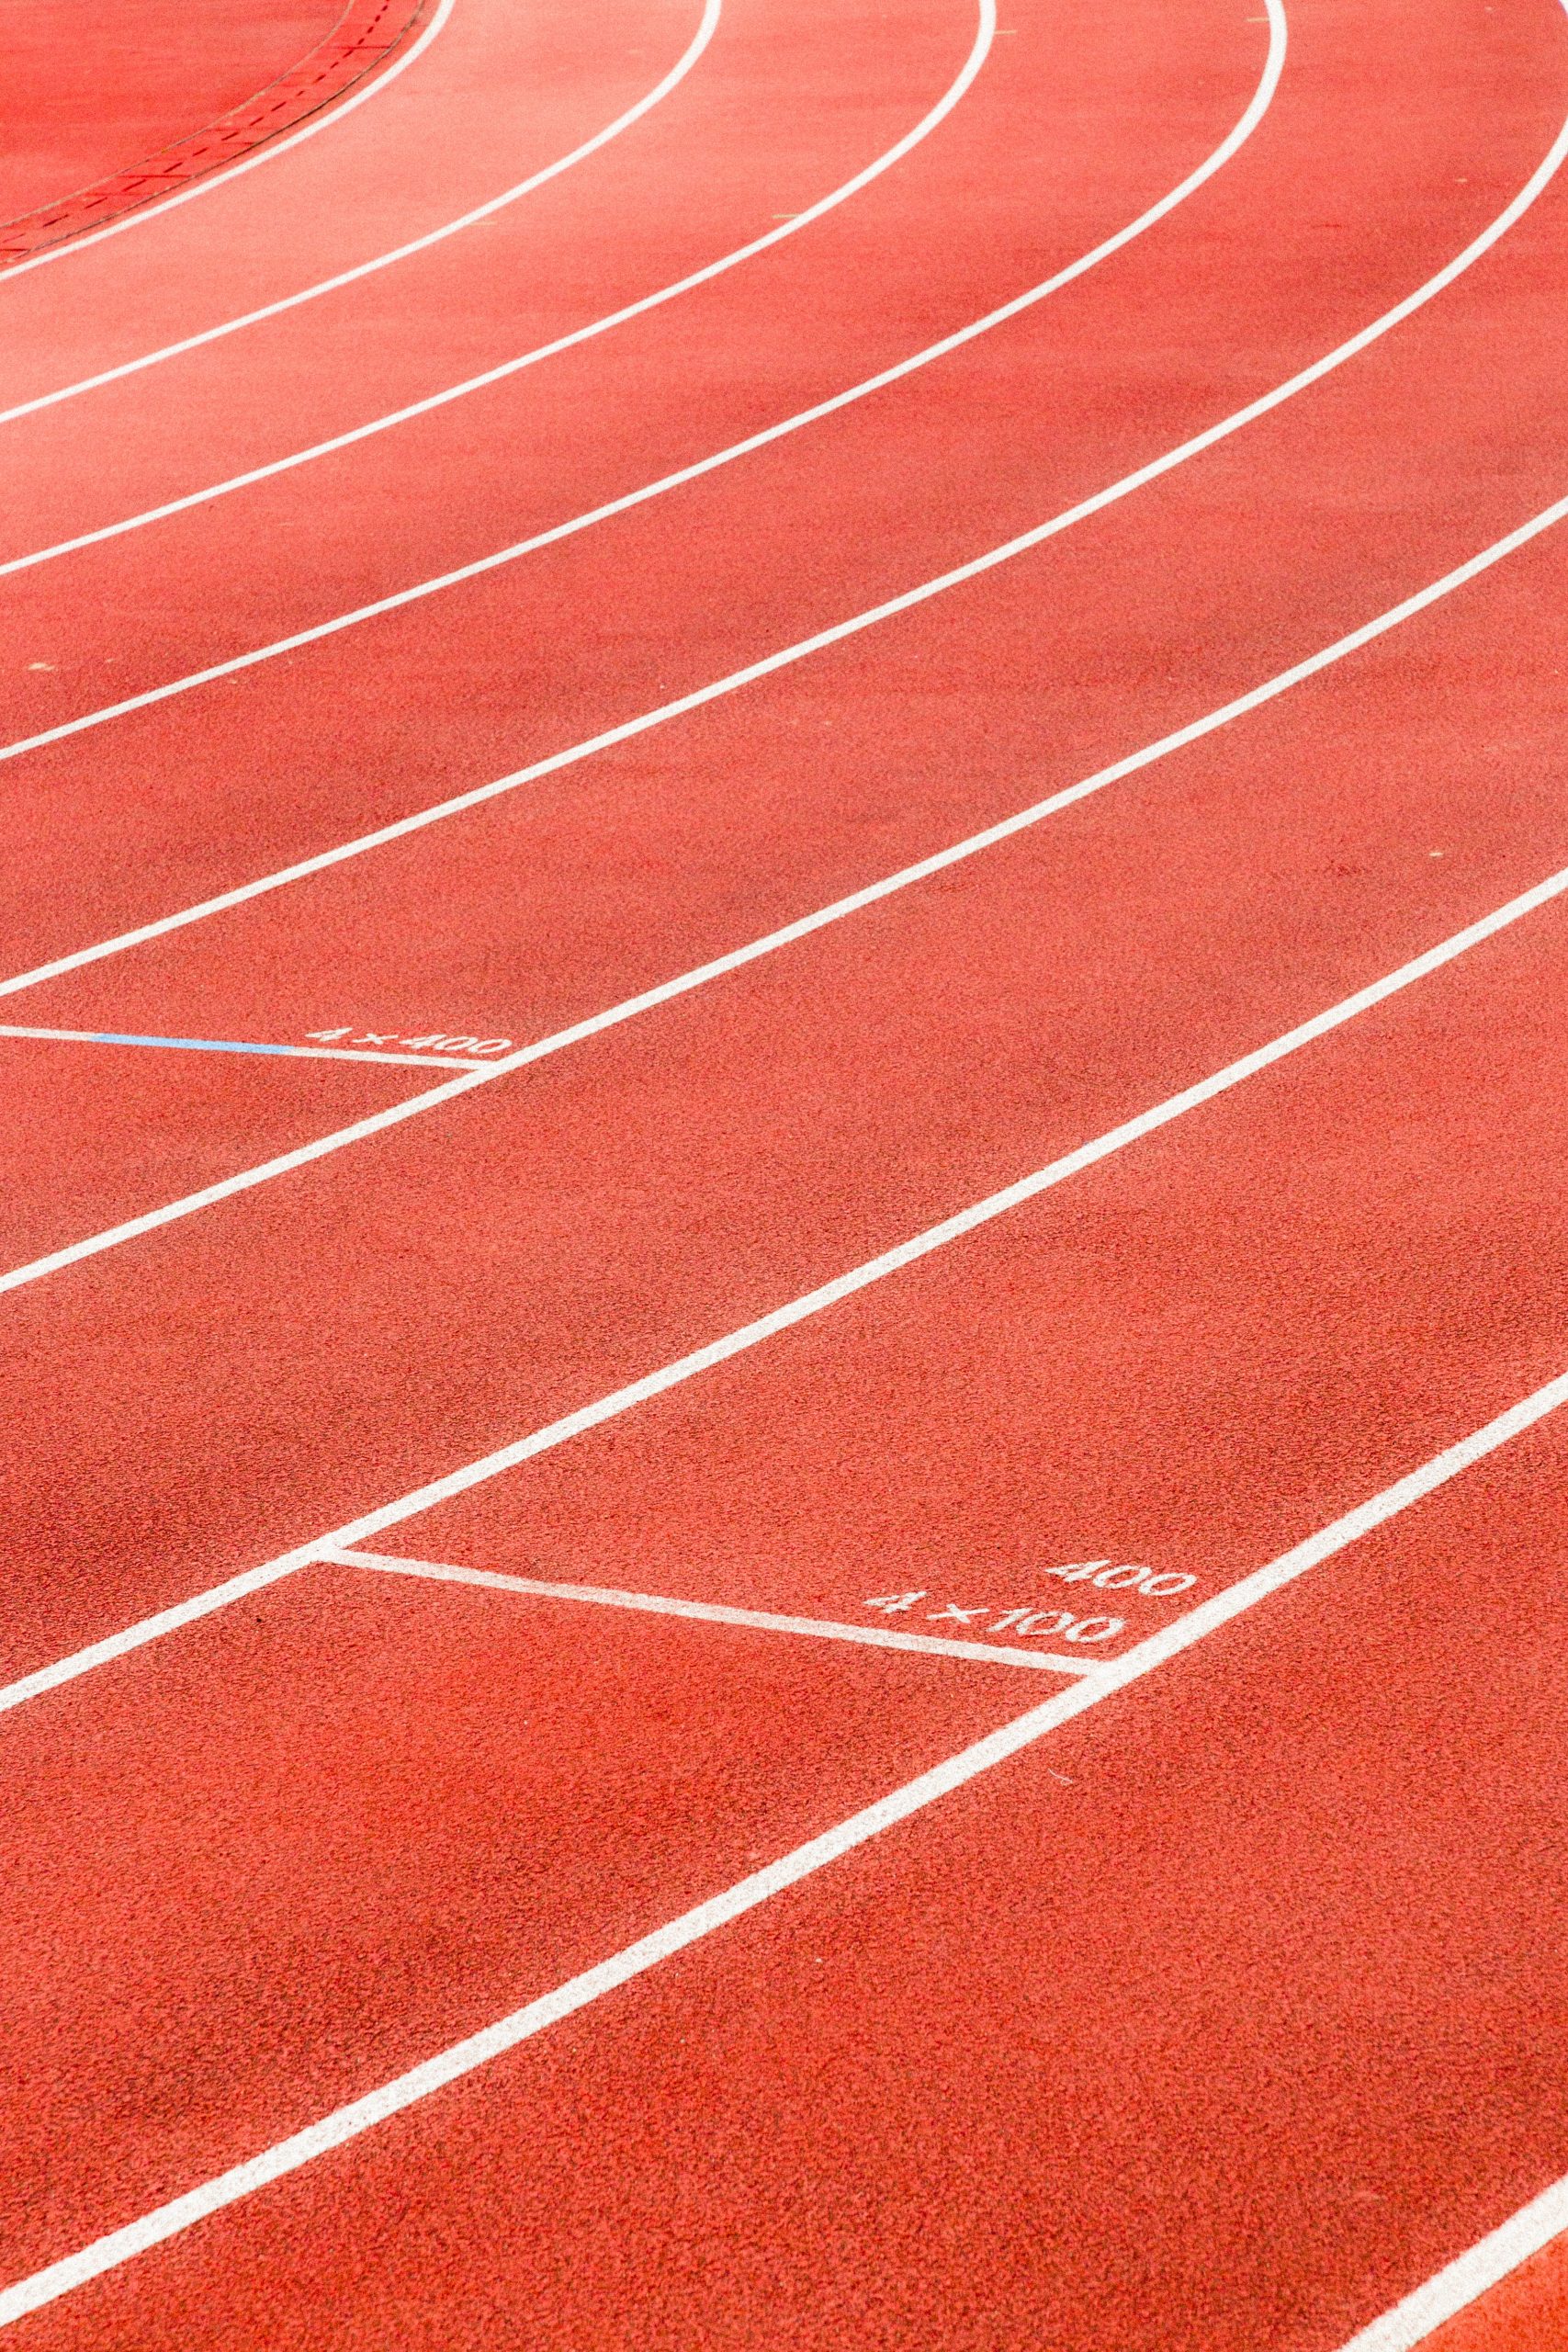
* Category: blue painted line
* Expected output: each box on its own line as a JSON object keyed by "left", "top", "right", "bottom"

{"left": 90, "top": 1032, "right": 302, "bottom": 1057}
{"left": 0, "top": 1023, "right": 486, "bottom": 1069}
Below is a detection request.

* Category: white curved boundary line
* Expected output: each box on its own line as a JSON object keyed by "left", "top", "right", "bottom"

{"left": 0, "top": 0, "right": 1262, "bottom": 720}
{"left": 0, "top": 0, "right": 997, "bottom": 462}
{"left": 1337, "top": 2174, "right": 1568, "bottom": 2350}
{"left": 0, "top": 0, "right": 457, "bottom": 283}
{"left": 1, "top": 0, "right": 1560, "bottom": 791}
{"left": 4, "top": 876, "right": 1568, "bottom": 2324}
{"left": 0, "top": 0, "right": 1280, "bottom": 580}
{"left": 1, "top": 477, "right": 1562, "bottom": 1295}
{"left": 0, "top": 0, "right": 726, "bottom": 424}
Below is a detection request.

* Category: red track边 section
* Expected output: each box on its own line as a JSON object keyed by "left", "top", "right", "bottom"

{"left": 0, "top": 0, "right": 430, "bottom": 269}
{"left": 0, "top": 1565, "right": 1016, "bottom": 2290}
{"left": 1427, "top": 2241, "right": 1568, "bottom": 2351}
{"left": 0, "top": 0, "right": 351, "bottom": 234}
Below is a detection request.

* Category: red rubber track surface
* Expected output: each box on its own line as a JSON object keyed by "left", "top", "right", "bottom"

{"left": 0, "top": 0, "right": 431, "bottom": 268}
{"left": 2, "top": 0, "right": 1567, "bottom": 2341}
{"left": 1433, "top": 2241, "right": 1568, "bottom": 2352}
{"left": 0, "top": 0, "right": 351, "bottom": 234}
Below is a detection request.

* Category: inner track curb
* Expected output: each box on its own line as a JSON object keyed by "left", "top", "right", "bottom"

{"left": 0, "top": 0, "right": 431, "bottom": 266}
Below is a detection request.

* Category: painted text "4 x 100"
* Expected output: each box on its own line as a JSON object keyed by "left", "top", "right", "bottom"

{"left": 864, "top": 1564, "right": 1199, "bottom": 1646}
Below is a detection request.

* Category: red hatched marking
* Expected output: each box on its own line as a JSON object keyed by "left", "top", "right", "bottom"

{"left": 0, "top": 0, "right": 431, "bottom": 268}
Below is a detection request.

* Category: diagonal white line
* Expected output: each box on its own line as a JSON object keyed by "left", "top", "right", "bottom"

{"left": 5, "top": 1352, "right": 1566, "bottom": 2325}
{"left": 1335, "top": 2170, "right": 1568, "bottom": 2350}
{"left": 5, "top": 846, "right": 1566, "bottom": 1706}
{"left": 0, "top": 0, "right": 1280, "bottom": 579}
{"left": 0, "top": 487, "right": 1563, "bottom": 1303}
{"left": 322, "top": 1544, "right": 1105, "bottom": 1671}
{"left": 0, "top": 0, "right": 725, "bottom": 420}
{"left": 0, "top": 1545, "right": 328, "bottom": 1716}
{"left": 0, "top": 0, "right": 457, "bottom": 282}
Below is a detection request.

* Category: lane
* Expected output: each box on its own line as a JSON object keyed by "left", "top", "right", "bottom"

{"left": 0, "top": 0, "right": 350, "bottom": 230}
{"left": 0, "top": 1566, "right": 1016, "bottom": 2293}
{"left": 6, "top": 849, "right": 1568, "bottom": 2341}
{"left": 2, "top": 483, "right": 1565, "bottom": 1682}
{"left": 0, "top": 0, "right": 1558, "bottom": 1001}
{"left": 0, "top": 0, "right": 990, "bottom": 570}
{"left": 5, "top": 349, "right": 1564, "bottom": 1299}
{"left": 0, "top": 1037, "right": 422, "bottom": 1272}
{"left": 0, "top": 0, "right": 690, "bottom": 413}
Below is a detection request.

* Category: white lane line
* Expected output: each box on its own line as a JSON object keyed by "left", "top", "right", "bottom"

{"left": 0, "top": 0, "right": 998, "bottom": 582}
{"left": 6, "top": 847, "right": 1567, "bottom": 1701}
{"left": 0, "top": 0, "right": 1281, "bottom": 580}
{"left": 0, "top": 1023, "right": 489, "bottom": 1069}
{"left": 0, "top": 0, "right": 725, "bottom": 425}
{"left": 6, "top": 1363, "right": 1566, "bottom": 2326}
{"left": 321, "top": 1544, "right": 1104, "bottom": 1671}
{"left": 0, "top": 482, "right": 1562, "bottom": 1299}
{"left": 2, "top": 0, "right": 1560, "bottom": 833}
{"left": 3, "top": 454, "right": 1562, "bottom": 1030}
{"left": 1337, "top": 2173, "right": 1568, "bottom": 2350}
{"left": 0, "top": 1545, "right": 332, "bottom": 1717}
{"left": 0, "top": 0, "right": 457, "bottom": 284}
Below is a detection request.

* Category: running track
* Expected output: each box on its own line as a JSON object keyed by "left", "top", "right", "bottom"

{"left": 3, "top": 0, "right": 1567, "bottom": 2339}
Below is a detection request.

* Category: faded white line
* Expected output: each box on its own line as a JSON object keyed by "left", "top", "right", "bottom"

{"left": 5, "top": 1359, "right": 1565, "bottom": 2325}
{"left": 0, "top": 483, "right": 1563, "bottom": 1298}
{"left": 0, "top": 0, "right": 1279, "bottom": 578}
{"left": 6, "top": 848, "right": 1567, "bottom": 1698}
{"left": 0, "top": 0, "right": 457, "bottom": 283}
{"left": 1337, "top": 2172, "right": 1568, "bottom": 2350}
{"left": 0, "top": 0, "right": 724, "bottom": 424}
{"left": 323, "top": 1543, "right": 1104, "bottom": 1670}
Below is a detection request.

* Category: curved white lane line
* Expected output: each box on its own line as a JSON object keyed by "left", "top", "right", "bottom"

{"left": 0, "top": 0, "right": 995, "bottom": 471}
{"left": 0, "top": 0, "right": 1276, "bottom": 580}
{"left": 0, "top": 0, "right": 457, "bottom": 283}
{"left": 6, "top": 1316, "right": 1565, "bottom": 2320}
{"left": 2, "top": 0, "right": 1560, "bottom": 807}
{"left": 7, "top": 864, "right": 1568, "bottom": 2343}
{"left": 0, "top": 0, "right": 1259, "bottom": 691}
{"left": 0, "top": 0, "right": 726, "bottom": 424}
{"left": 1, "top": 476, "right": 1563, "bottom": 1293}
